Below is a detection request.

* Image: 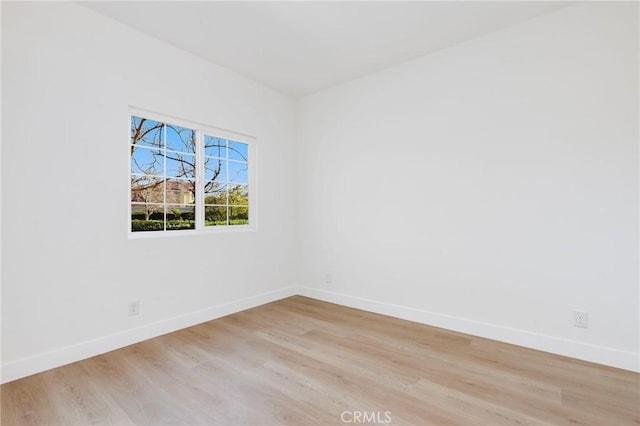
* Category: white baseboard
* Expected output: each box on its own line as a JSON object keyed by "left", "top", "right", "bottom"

{"left": 297, "top": 286, "right": 640, "bottom": 373}
{"left": 1, "top": 286, "right": 297, "bottom": 384}
{"left": 3, "top": 284, "right": 637, "bottom": 383}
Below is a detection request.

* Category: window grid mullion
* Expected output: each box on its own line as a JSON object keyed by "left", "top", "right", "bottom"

{"left": 163, "top": 123, "right": 167, "bottom": 231}
{"left": 196, "top": 129, "right": 205, "bottom": 231}
{"left": 225, "top": 139, "right": 230, "bottom": 225}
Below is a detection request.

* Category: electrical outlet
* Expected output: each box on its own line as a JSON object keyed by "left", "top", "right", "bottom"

{"left": 574, "top": 310, "right": 588, "bottom": 328}
{"left": 325, "top": 273, "right": 333, "bottom": 285}
{"left": 128, "top": 300, "right": 140, "bottom": 317}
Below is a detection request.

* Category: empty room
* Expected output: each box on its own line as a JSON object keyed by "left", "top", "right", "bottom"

{"left": 1, "top": 1, "right": 639, "bottom": 425}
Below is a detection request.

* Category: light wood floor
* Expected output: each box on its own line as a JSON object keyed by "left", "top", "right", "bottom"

{"left": 2, "top": 296, "right": 638, "bottom": 425}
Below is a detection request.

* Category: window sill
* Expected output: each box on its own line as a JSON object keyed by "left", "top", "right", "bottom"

{"left": 127, "top": 225, "right": 256, "bottom": 239}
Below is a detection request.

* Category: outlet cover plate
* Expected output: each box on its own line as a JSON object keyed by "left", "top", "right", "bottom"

{"left": 574, "top": 310, "right": 588, "bottom": 328}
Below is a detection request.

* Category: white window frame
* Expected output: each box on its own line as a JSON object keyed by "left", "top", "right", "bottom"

{"left": 128, "top": 107, "right": 257, "bottom": 239}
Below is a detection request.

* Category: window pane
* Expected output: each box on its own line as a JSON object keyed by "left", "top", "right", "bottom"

{"left": 228, "top": 161, "right": 248, "bottom": 184}
{"left": 166, "top": 179, "right": 195, "bottom": 205}
{"left": 229, "top": 206, "right": 249, "bottom": 225}
{"left": 205, "top": 205, "right": 228, "bottom": 226}
{"left": 205, "top": 136, "right": 226, "bottom": 158}
{"left": 166, "top": 205, "right": 195, "bottom": 231}
{"left": 228, "top": 184, "right": 248, "bottom": 206}
{"left": 228, "top": 140, "right": 248, "bottom": 162}
{"left": 131, "top": 146, "right": 163, "bottom": 176}
{"left": 131, "top": 117, "right": 163, "bottom": 149}
{"left": 204, "top": 180, "right": 226, "bottom": 194}
{"left": 205, "top": 158, "right": 226, "bottom": 183}
{"left": 131, "top": 177, "right": 164, "bottom": 203}
{"left": 131, "top": 203, "right": 164, "bottom": 232}
{"left": 166, "top": 124, "right": 195, "bottom": 154}
{"left": 204, "top": 183, "right": 227, "bottom": 204}
{"left": 166, "top": 153, "right": 195, "bottom": 179}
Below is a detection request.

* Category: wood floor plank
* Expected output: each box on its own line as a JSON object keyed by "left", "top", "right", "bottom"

{"left": 2, "top": 296, "right": 638, "bottom": 425}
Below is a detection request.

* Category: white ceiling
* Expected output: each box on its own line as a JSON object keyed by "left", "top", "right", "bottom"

{"left": 82, "top": 1, "right": 570, "bottom": 96}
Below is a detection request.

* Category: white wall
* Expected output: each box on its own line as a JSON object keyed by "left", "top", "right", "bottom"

{"left": 1, "top": 2, "right": 296, "bottom": 381}
{"left": 296, "top": 2, "right": 639, "bottom": 371}
{"left": 2, "top": 1, "right": 638, "bottom": 382}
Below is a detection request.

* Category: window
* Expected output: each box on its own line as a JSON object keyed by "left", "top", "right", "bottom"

{"left": 129, "top": 109, "right": 254, "bottom": 235}
{"left": 203, "top": 136, "right": 249, "bottom": 227}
